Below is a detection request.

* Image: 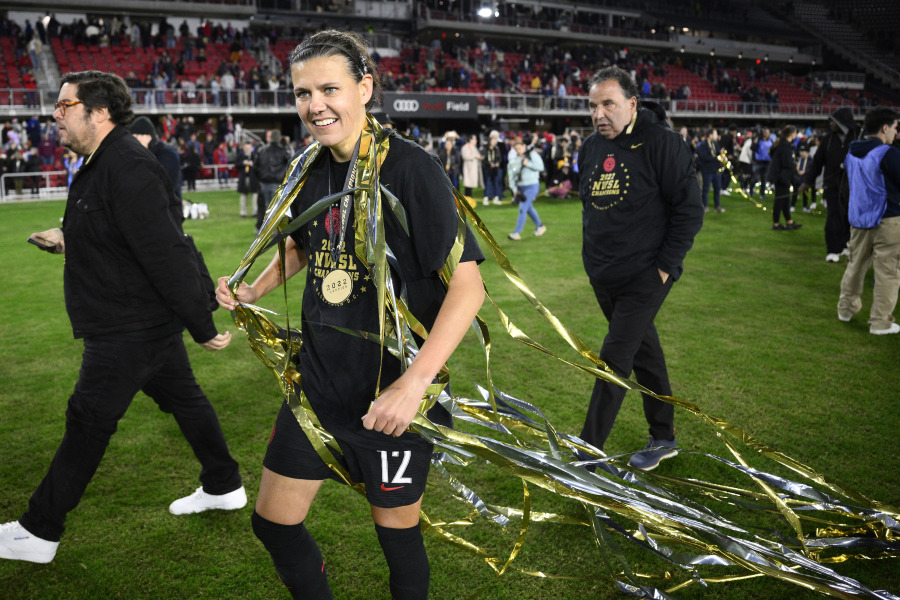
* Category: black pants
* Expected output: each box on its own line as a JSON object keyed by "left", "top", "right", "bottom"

{"left": 580, "top": 268, "right": 675, "bottom": 450}
{"left": 749, "top": 161, "right": 769, "bottom": 198}
{"left": 19, "top": 334, "right": 242, "bottom": 541}
{"left": 773, "top": 184, "right": 791, "bottom": 224}
{"left": 823, "top": 188, "right": 850, "bottom": 254}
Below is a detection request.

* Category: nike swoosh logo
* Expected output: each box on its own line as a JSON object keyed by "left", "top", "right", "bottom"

{"left": 630, "top": 143, "right": 644, "bottom": 149}
{"left": 380, "top": 484, "right": 405, "bottom": 491}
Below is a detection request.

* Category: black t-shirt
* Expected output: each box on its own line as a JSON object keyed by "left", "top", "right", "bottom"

{"left": 289, "top": 133, "right": 484, "bottom": 434}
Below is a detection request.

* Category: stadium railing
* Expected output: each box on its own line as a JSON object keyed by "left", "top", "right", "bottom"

{"left": 0, "top": 87, "right": 872, "bottom": 121}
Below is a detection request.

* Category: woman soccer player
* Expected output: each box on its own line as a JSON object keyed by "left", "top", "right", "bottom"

{"left": 216, "top": 29, "right": 485, "bottom": 599}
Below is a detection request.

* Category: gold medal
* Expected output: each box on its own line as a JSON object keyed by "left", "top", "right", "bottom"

{"left": 321, "top": 269, "right": 353, "bottom": 304}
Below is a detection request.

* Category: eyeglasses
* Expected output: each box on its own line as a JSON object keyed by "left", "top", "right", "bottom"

{"left": 54, "top": 100, "right": 83, "bottom": 116}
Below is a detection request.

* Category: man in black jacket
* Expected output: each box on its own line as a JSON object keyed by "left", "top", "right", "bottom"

{"left": 578, "top": 67, "right": 703, "bottom": 471}
{"left": 797, "top": 107, "right": 858, "bottom": 262}
{"left": 1, "top": 71, "right": 245, "bottom": 565}
{"left": 253, "top": 129, "right": 290, "bottom": 233}
{"left": 697, "top": 127, "right": 724, "bottom": 213}
{"left": 129, "top": 115, "right": 182, "bottom": 201}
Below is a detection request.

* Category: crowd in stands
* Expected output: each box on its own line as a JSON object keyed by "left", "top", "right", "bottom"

{"left": 0, "top": 116, "right": 61, "bottom": 194}
{"left": 0, "top": 5, "right": 896, "bottom": 197}
{"left": 0, "top": 14, "right": 291, "bottom": 109}
{"left": 1, "top": 11, "right": 892, "bottom": 114}
{"left": 418, "top": 0, "right": 670, "bottom": 42}
{"left": 0, "top": 110, "right": 311, "bottom": 195}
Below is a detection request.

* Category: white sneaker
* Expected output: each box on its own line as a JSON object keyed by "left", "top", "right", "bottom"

{"left": 534, "top": 225, "right": 547, "bottom": 236}
{"left": 810, "top": 202, "right": 817, "bottom": 210}
{"left": 0, "top": 521, "right": 59, "bottom": 563}
{"left": 825, "top": 253, "right": 840, "bottom": 263}
{"left": 492, "top": 197, "right": 502, "bottom": 205}
{"left": 483, "top": 198, "right": 489, "bottom": 206}
{"left": 870, "top": 323, "right": 900, "bottom": 335}
{"left": 169, "top": 486, "right": 247, "bottom": 515}
{"left": 841, "top": 247, "right": 850, "bottom": 258}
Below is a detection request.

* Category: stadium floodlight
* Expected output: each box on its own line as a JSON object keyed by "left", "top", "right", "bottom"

{"left": 477, "top": 2, "right": 493, "bottom": 18}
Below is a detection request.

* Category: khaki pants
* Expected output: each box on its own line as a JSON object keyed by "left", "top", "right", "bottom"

{"left": 838, "top": 216, "right": 900, "bottom": 330}
{"left": 239, "top": 193, "right": 257, "bottom": 218}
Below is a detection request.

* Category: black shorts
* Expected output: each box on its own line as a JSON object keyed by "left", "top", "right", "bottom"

{"left": 264, "top": 400, "right": 435, "bottom": 508}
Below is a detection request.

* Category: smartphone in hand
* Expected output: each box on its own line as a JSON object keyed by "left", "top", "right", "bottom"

{"left": 27, "top": 237, "right": 57, "bottom": 251}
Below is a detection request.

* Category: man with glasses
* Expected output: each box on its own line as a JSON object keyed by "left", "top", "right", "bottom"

{"left": 0, "top": 71, "right": 246, "bottom": 564}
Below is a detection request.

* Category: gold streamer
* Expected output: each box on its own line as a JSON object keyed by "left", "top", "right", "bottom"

{"left": 225, "top": 115, "right": 900, "bottom": 599}
{"left": 716, "top": 150, "right": 825, "bottom": 215}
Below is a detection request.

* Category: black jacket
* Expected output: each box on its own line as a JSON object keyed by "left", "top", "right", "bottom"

{"left": 578, "top": 105, "right": 703, "bottom": 283}
{"left": 148, "top": 137, "right": 183, "bottom": 200}
{"left": 63, "top": 126, "right": 216, "bottom": 343}
{"left": 254, "top": 142, "right": 290, "bottom": 184}
{"left": 696, "top": 139, "right": 721, "bottom": 175}
{"left": 804, "top": 107, "right": 857, "bottom": 195}
{"left": 767, "top": 140, "right": 796, "bottom": 187}
{"left": 236, "top": 148, "right": 260, "bottom": 193}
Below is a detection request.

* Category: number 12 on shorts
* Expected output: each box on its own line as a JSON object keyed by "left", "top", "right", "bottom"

{"left": 378, "top": 450, "right": 413, "bottom": 484}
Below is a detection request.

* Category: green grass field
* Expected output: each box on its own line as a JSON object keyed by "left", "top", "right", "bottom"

{"left": 1, "top": 186, "right": 897, "bottom": 600}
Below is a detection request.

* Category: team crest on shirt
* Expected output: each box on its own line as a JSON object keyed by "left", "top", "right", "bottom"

{"left": 588, "top": 153, "right": 630, "bottom": 211}
{"left": 324, "top": 206, "right": 341, "bottom": 235}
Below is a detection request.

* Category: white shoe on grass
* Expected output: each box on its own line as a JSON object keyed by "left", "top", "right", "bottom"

{"left": 0, "top": 521, "right": 59, "bottom": 563}
{"left": 169, "top": 486, "right": 247, "bottom": 515}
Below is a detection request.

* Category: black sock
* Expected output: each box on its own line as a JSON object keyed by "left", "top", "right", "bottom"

{"left": 375, "top": 522, "right": 430, "bottom": 600}
{"left": 251, "top": 511, "right": 333, "bottom": 600}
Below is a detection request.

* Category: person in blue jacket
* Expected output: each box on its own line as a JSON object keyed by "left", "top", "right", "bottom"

{"left": 838, "top": 106, "right": 900, "bottom": 335}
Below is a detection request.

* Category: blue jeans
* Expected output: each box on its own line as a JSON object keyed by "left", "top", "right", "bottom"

{"left": 701, "top": 171, "right": 722, "bottom": 209}
{"left": 19, "top": 334, "right": 242, "bottom": 541}
{"left": 513, "top": 183, "right": 542, "bottom": 234}
{"left": 484, "top": 170, "right": 503, "bottom": 199}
